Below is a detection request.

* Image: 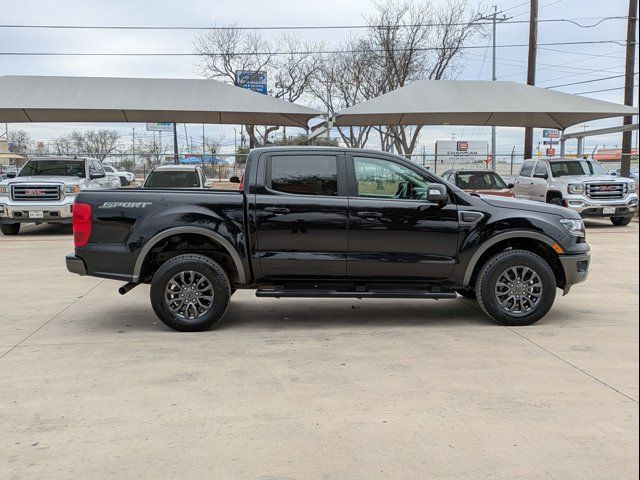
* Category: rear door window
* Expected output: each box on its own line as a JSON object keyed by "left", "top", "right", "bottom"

{"left": 269, "top": 155, "right": 338, "bottom": 196}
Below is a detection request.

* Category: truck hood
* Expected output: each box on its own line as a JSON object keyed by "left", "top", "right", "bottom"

{"left": 552, "top": 174, "right": 624, "bottom": 183}
{"left": 479, "top": 195, "right": 577, "bottom": 219}
{"left": 0, "top": 176, "right": 83, "bottom": 186}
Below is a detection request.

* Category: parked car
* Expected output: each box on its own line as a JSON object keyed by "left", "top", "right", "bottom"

{"left": 441, "top": 169, "right": 514, "bottom": 197}
{"left": 0, "top": 156, "right": 120, "bottom": 235}
{"left": 67, "top": 147, "right": 590, "bottom": 331}
{"left": 143, "top": 165, "right": 207, "bottom": 189}
{"left": 513, "top": 157, "right": 638, "bottom": 226}
{"left": 103, "top": 165, "right": 135, "bottom": 186}
{"left": 610, "top": 167, "right": 639, "bottom": 181}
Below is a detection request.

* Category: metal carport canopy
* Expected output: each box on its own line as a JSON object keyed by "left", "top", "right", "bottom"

{"left": 333, "top": 80, "right": 637, "bottom": 129}
{"left": 0, "top": 75, "right": 322, "bottom": 128}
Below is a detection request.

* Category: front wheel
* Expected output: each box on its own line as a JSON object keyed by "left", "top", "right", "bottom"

{"left": 610, "top": 216, "right": 632, "bottom": 226}
{"left": 150, "top": 254, "right": 231, "bottom": 332}
{"left": 548, "top": 197, "right": 563, "bottom": 206}
{"left": 0, "top": 223, "right": 20, "bottom": 235}
{"left": 475, "top": 249, "right": 557, "bottom": 326}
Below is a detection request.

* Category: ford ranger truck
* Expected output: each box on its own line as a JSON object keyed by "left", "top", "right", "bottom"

{"left": 514, "top": 157, "right": 638, "bottom": 226}
{"left": 0, "top": 156, "right": 121, "bottom": 235}
{"left": 66, "top": 147, "right": 591, "bottom": 331}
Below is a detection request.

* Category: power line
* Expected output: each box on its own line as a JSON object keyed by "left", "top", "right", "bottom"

{"left": 0, "top": 40, "right": 628, "bottom": 57}
{"left": 573, "top": 85, "right": 639, "bottom": 95}
{"left": 0, "top": 16, "right": 627, "bottom": 30}
{"left": 545, "top": 73, "right": 635, "bottom": 88}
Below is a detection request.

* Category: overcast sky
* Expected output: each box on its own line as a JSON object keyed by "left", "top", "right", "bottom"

{"left": 1, "top": 0, "right": 638, "bottom": 156}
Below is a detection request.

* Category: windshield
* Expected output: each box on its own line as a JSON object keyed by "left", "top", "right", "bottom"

{"left": 19, "top": 160, "right": 85, "bottom": 177}
{"left": 144, "top": 171, "right": 200, "bottom": 188}
{"left": 456, "top": 172, "right": 507, "bottom": 190}
{"left": 550, "top": 160, "right": 609, "bottom": 177}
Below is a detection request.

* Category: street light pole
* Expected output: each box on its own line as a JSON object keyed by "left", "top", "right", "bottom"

{"left": 480, "top": 6, "right": 507, "bottom": 170}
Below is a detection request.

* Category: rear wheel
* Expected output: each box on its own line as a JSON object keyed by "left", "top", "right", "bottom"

{"left": 0, "top": 223, "right": 20, "bottom": 235}
{"left": 610, "top": 216, "right": 632, "bottom": 226}
{"left": 150, "top": 254, "right": 231, "bottom": 332}
{"left": 475, "top": 249, "right": 556, "bottom": 326}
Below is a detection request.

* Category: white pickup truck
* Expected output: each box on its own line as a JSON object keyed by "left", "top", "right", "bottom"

{"left": 514, "top": 157, "right": 638, "bottom": 226}
{"left": 0, "top": 156, "right": 120, "bottom": 235}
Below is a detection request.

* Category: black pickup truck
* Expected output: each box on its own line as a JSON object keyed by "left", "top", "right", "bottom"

{"left": 66, "top": 147, "right": 590, "bottom": 331}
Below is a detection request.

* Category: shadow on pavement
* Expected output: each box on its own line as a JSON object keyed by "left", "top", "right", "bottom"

{"left": 93, "top": 295, "right": 491, "bottom": 333}
{"left": 8, "top": 223, "right": 73, "bottom": 237}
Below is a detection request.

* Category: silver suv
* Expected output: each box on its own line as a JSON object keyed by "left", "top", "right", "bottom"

{"left": 514, "top": 157, "right": 638, "bottom": 226}
{"left": 0, "top": 156, "right": 120, "bottom": 235}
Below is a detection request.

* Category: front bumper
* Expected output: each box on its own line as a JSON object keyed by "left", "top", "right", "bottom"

{"left": 559, "top": 252, "right": 590, "bottom": 292}
{"left": 564, "top": 194, "right": 638, "bottom": 217}
{"left": 0, "top": 197, "right": 75, "bottom": 223}
{"left": 66, "top": 254, "right": 87, "bottom": 275}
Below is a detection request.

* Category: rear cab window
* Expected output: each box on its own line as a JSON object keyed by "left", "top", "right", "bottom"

{"left": 268, "top": 155, "right": 338, "bottom": 196}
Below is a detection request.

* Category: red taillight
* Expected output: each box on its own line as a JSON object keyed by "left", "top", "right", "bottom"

{"left": 238, "top": 174, "right": 244, "bottom": 191}
{"left": 73, "top": 203, "right": 92, "bottom": 247}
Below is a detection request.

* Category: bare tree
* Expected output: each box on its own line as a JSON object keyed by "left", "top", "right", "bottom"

{"left": 7, "top": 130, "right": 32, "bottom": 155}
{"left": 311, "top": 36, "right": 380, "bottom": 148}
{"left": 137, "top": 134, "right": 167, "bottom": 168}
{"left": 364, "top": 0, "right": 485, "bottom": 155}
{"left": 49, "top": 135, "right": 74, "bottom": 156}
{"left": 194, "top": 27, "right": 321, "bottom": 146}
{"left": 69, "top": 130, "right": 120, "bottom": 161}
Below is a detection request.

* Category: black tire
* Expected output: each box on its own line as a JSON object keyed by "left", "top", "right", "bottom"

{"left": 0, "top": 223, "right": 20, "bottom": 235}
{"left": 456, "top": 288, "right": 476, "bottom": 299}
{"left": 475, "top": 249, "right": 557, "bottom": 326}
{"left": 610, "top": 216, "right": 632, "bottom": 226}
{"left": 150, "top": 254, "right": 231, "bottom": 332}
{"left": 548, "top": 197, "right": 563, "bottom": 206}
{"left": 119, "top": 176, "right": 130, "bottom": 187}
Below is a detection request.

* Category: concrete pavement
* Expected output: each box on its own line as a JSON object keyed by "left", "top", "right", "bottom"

{"left": 1, "top": 220, "right": 638, "bottom": 479}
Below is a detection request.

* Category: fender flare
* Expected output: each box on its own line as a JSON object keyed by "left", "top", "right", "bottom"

{"left": 462, "top": 230, "right": 558, "bottom": 287}
{"left": 132, "top": 226, "right": 247, "bottom": 284}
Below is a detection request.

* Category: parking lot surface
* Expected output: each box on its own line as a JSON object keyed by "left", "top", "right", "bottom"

{"left": 1, "top": 220, "right": 638, "bottom": 480}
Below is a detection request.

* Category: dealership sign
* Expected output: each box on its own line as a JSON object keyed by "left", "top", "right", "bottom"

{"left": 236, "top": 70, "right": 268, "bottom": 94}
{"left": 543, "top": 129, "right": 561, "bottom": 139}
{"left": 435, "top": 140, "right": 489, "bottom": 164}
{"left": 146, "top": 122, "right": 173, "bottom": 132}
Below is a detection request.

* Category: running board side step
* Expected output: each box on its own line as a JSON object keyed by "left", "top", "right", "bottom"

{"left": 255, "top": 290, "right": 457, "bottom": 299}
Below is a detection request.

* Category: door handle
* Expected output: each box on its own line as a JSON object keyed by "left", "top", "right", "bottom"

{"left": 264, "top": 206, "right": 290, "bottom": 215}
{"left": 356, "top": 211, "right": 383, "bottom": 219}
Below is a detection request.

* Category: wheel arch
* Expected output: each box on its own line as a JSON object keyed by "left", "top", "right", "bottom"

{"left": 546, "top": 190, "right": 563, "bottom": 202}
{"left": 463, "top": 231, "right": 565, "bottom": 288}
{"left": 132, "top": 226, "right": 247, "bottom": 284}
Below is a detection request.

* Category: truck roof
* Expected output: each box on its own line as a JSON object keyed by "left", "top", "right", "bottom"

{"left": 250, "top": 146, "right": 410, "bottom": 159}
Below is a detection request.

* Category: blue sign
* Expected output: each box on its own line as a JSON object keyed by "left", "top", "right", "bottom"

{"left": 236, "top": 70, "right": 267, "bottom": 95}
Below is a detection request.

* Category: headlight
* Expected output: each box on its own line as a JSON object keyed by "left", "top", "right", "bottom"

{"left": 0, "top": 185, "right": 9, "bottom": 195}
{"left": 567, "top": 183, "right": 584, "bottom": 194}
{"left": 65, "top": 184, "right": 80, "bottom": 194}
{"left": 560, "top": 219, "right": 586, "bottom": 237}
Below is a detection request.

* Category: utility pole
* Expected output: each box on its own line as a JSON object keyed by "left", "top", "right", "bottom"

{"left": 131, "top": 127, "right": 136, "bottom": 166}
{"left": 172, "top": 123, "right": 178, "bottom": 165}
{"left": 479, "top": 6, "right": 508, "bottom": 169}
{"left": 621, "top": 0, "right": 637, "bottom": 177}
{"left": 524, "top": 0, "right": 538, "bottom": 160}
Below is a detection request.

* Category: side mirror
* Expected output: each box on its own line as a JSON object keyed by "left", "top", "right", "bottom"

{"left": 533, "top": 172, "right": 548, "bottom": 179}
{"left": 7, "top": 172, "right": 16, "bottom": 178}
{"left": 90, "top": 172, "right": 106, "bottom": 180}
{"left": 507, "top": 183, "right": 515, "bottom": 189}
{"left": 229, "top": 176, "right": 240, "bottom": 184}
{"left": 426, "top": 184, "right": 448, "bottom": 204}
